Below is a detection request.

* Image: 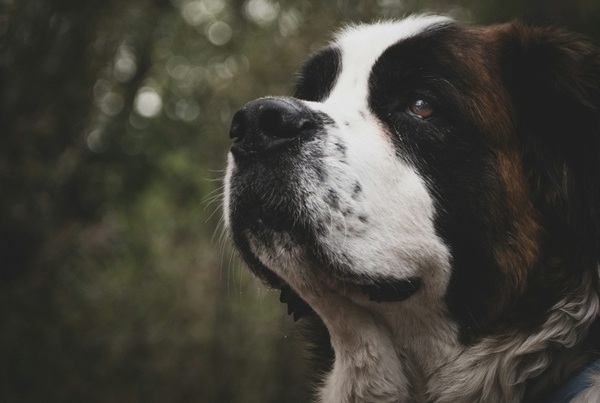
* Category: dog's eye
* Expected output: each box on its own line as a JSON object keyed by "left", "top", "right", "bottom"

{"left": 407, "top": 99, "right": 434, "bottom": 119}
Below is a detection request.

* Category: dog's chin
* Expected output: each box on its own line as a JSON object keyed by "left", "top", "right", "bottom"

{"left": 235, "top": 214, "right": 423, "bottom": 318}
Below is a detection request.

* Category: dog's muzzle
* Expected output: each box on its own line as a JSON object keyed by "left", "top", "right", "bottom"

{"left": 227, "top": 97, "right": 424, "bottom": 312}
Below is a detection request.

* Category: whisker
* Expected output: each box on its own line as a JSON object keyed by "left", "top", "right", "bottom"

{"left": 205, "top": 200, "right": 225, "bottom": 224}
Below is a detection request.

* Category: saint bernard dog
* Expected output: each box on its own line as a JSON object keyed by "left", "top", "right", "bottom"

{"left": 223, "top": 15, "right": 600, "bottom": 402}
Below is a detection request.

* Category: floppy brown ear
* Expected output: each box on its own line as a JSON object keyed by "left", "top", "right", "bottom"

{"left": 501, "top": 22, "right": 600, "bottom": 261}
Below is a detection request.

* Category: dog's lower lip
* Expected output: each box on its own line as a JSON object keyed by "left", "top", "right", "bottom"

{"left": 254, "top": 210, "right": 293, "bottom": 232}
{"left": 360, "top": 277, "right": 423, "bottom": 302}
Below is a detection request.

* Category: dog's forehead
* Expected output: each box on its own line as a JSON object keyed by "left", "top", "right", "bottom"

{"left": 325, "top": 15, "right": 453, "bottom": 107}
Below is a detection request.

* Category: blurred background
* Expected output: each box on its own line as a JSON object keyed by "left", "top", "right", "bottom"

{"left": 1, "top": 0, "right": 599, "bottom": 402}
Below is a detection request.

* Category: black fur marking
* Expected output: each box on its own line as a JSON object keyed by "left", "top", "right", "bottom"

{"left": 501, "top": 23, "right": 600, "bottom": 257}
{"left": 324, "top": 188, "right": 340, "bottom": 209}
{"left": 352, "top": 182, "right": 362, "bottom": 200}
{"left": 333, "top": 141, "right": 347, "bottom": 156}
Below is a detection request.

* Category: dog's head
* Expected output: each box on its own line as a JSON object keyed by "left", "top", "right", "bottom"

{"left": 224, "top": 15, "right": 600, "bottom": 341}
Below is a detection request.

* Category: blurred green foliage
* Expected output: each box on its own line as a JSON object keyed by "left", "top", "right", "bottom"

{"left": 0, "top": 0, "right": 598, "bottom": 402}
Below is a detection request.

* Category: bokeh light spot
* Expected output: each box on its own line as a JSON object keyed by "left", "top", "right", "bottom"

{"left": 87, "top": 129, "right": 109, "bottom": 153}
{"left": 176, "top": 99, "right": 200, "bottom": 122}
{"left": 100, "top": 92, "right": 124, "bottom": 116}
{"left": 243, "top": 0, "right": 279, "bottom": 26}
{"left": 134, "top": 87, "right": 163, "bottom": 118}
{"left": 206, "top": 21, "right": 232, "bottom": 46}
{"left": 114, "top": 42, "right": 137, "bottom": 82}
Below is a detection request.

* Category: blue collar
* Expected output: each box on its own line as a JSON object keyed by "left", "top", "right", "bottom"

{"left": 548, "top": 358, "right": 600, "bottom": 402}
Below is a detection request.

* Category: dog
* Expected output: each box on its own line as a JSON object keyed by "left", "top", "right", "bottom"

{"left": 223, "top": 15, "right": 600, "bottom": 402}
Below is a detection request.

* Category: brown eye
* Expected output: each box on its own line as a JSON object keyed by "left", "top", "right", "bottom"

{"left": 408, "top": 99, "right": 434, "bottom": 119}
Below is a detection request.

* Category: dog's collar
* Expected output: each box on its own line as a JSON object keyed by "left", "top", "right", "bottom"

{"left": 547, "top": 357, "right": 600, "bottom": 402}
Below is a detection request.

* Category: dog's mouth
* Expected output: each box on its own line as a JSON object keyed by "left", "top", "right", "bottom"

{"left": 361, "top": 277, "right": 423, "bottom": 303}
{"left": 230, "top": 208, "right": 423, "bottom": 320}
{"left": 280, "top": 274, "right": 423, "bottom": 321}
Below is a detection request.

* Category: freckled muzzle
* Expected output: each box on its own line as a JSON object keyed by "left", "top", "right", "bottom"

{"left": 226, "top": 97, "right": 425, "bottom": 309}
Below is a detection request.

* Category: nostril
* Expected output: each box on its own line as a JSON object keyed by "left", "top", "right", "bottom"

{"left": 298, "top": 118, "right": 317, "bottom": 133}
{"left": 229, "top": 109, "right": 247, "bottom": 142}
{"left": 258, "top": 108, "right": 284, "bottom": 137}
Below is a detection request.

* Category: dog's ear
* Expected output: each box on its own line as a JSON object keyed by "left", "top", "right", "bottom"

{"left": 500, "top": 22, "right": 600, "bottom": 259}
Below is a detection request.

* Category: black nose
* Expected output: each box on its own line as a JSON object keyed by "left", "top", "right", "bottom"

{"left": 229, "top": 97, "right": 316, "bottom": 155}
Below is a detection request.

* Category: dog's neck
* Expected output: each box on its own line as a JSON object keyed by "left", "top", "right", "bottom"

{"left": 427, "top": 272, "right": 599, "bottom": 402}
{"left": 308, "top": 268, "right": 599, "bottom": 402}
